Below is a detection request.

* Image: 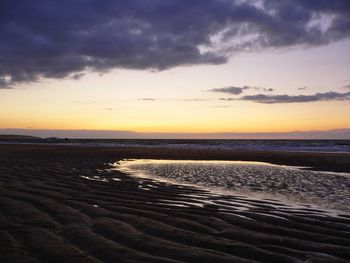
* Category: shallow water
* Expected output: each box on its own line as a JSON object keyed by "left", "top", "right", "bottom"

{"left": 3, "top": 139, "right": 350, "bottom": 153}
{"left": 114, "top": 159, "right": 350, "bottom": 212}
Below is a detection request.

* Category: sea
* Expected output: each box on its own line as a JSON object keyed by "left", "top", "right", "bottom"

{"left": 2, "top": 138, "right": 350, "bottom": 153}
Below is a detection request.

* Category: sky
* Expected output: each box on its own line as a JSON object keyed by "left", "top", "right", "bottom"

{"left": 1, "top": 0, "right": 350, "bottom": 138}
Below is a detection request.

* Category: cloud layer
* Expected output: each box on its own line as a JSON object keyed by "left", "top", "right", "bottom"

{"left": 1, "top": 0, "right": 350, "bottom": 88}
{"left": 240, "top": 91, "right": 350, "bottom": 104}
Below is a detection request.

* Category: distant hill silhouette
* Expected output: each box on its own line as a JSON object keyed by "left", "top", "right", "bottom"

{"left": 0, "top": 134, "right": 42, "bottom": 140}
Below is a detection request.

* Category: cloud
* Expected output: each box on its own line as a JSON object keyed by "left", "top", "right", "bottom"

{"left": 239, "top": 91, "right": 350, "bottom": 104}
{"left": 175, "top": 98, "right": 209, "bottom": 102}
{"left": 219, "top": 98, "right": 236, "bottom": 101}
{"left": 139, "top": 98, "right": 210, "bottom": 102}
{"left": 298, "top": 87, "right": 308, "bottom": 90}
{"left": 211, "top": 105, "right": 231, "bottom": 108}
{"left": 209, "top": 86, "right": 251, "bottom": 95}
{"left": 343, "top": 84, "right": 350, "bottom": 89}
{"left": 259, "top": 88, "right": 274, "bottom": 92}
{"left": 139, "top": 98, "right": 157, "bottom": 101}
{"left": 1, "top": 0, "right": 350, "bottom": 88}
{"left": 70, "top": 73, "right": 85, "bottom": 80}
{"left": 0, "top": 77, "right": 13, "bottom": 89}
{"left": 210, "top": 85, "right": 273, "bottom": 95}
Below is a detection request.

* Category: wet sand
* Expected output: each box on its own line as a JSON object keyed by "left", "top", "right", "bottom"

{"left": 1, "top": 144, "right": 350, "bottom": 263}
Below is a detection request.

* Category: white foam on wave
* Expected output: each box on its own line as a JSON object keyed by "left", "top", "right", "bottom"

{"left": 114, "top": 159, "right": 350, "bottom": 213}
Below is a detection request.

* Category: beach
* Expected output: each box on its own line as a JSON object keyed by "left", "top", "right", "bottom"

{"left": 1, "top": 144, "right": 350, "bottom": 263}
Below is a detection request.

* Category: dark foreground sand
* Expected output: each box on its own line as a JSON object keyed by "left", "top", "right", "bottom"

{"left": 0, "top": 144, "right": 350, "bottom": 263}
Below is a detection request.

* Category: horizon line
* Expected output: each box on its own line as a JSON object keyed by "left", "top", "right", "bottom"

{"left": 1, "top": 128, "right": 350, "bottom": 140}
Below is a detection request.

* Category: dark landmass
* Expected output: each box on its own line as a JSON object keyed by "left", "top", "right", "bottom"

{"left": 0, "top": 144, "right": 350, "bottom": 263}
{"left": 0, "top": 134, "right": 42, "bottom": 140}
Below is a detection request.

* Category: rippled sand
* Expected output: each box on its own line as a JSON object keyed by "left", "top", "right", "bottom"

{"left": 1, "top": 145, "right": 350, "bottom": 263}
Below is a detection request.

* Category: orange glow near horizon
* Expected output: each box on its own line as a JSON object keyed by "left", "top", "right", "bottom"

{"left": 1, "top": 41, "right": 350, "bottom": 136}
{"left": 1, "top": 92, "right": 349, "bottom": 134}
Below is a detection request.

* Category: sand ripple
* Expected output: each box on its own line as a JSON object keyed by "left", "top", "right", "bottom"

{"left": 1, "top": 146, "right": 350, "bottom": 262}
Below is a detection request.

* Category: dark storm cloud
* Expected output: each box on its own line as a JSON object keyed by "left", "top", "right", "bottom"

{"left": 1, "top": 0, "right": 350, "bottom": 88}
{"left": 0, "top": 78, "right": 12, "bottom": 89}
{"left": 239, "top": 91, "right": 350, "bottom": 104}
{"left": 70, "top": 73, "right": 85, "bottom": 80}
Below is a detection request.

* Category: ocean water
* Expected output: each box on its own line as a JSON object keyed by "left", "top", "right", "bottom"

{"left": 103, "top": 139, "right": 350, "bottom": 152}
{"left": 114, "top": 159, "right": 350, "bottom": 212}
{"left": 3, "top": 138, "right": 350, "bottom": 153}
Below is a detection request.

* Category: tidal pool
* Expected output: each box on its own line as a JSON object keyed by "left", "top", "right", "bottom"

{"left": 114, "top": 159, "right": 350, "bottom": 212}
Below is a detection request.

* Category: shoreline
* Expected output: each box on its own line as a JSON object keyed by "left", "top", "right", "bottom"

{"left": 1, "top": 144, "right": 350, "bottom": 262}
{"left": 1, "top": 143, "right": 349, "bottom": 173}
{"left": 1, "top": 140, "right": 350, "bottom": 153}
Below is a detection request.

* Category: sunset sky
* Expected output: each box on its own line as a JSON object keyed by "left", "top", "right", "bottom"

{"left": 1, "top": 1, "right": 350, "bottom": 138}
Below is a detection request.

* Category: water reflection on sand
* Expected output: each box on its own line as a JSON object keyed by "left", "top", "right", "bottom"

{"left": 114, "top": 159, "right": 350, "bottom": 213}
